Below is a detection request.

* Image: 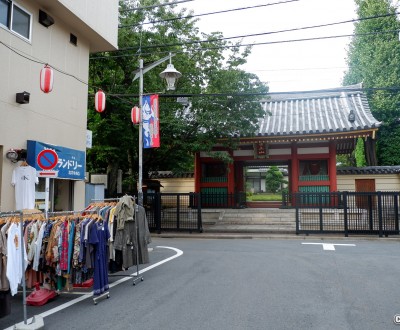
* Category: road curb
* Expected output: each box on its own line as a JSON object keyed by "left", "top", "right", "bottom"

{"left": 153, "top": 231, "right": 400, "bottom": 241}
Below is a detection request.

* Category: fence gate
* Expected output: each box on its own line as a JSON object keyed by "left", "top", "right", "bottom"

{"left": 144, "top": 192, "right": 202, "bottom": 233}
{"left": 294, "top": 191, "right": 400, "bottom": 237}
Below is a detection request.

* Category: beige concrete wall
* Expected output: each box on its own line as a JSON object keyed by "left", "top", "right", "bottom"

{"left": 337, "top": 174, "right": 400, "bottom": 192}
{"left": 158, "top": 175, "right": 400, "bottom": 194}
{"left": 35, "top": 0, "right": 118, "bottom": 51}
{"left": 161, "top": 173, "right": 400, "bottom": 193}
{"left": 159, "top": 178, "right": 195, "bottom": 193}
{"left": 57, "top": 0, "right": 118, "bottom": 50}
{"left": 0, "top": 0, "right": 118, "bottom": 211}
{"left": 73, "top": 181, "right": 86, "bottom": 211}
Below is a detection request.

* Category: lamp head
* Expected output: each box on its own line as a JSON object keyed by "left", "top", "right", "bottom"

{"left": 6, "top": 149, "right": 26, "bottom": 163}
{"left": 159, "top": 63, "right": 182, "bottom": 91}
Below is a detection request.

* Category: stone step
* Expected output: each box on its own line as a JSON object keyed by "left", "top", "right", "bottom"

{"left": 222, "top": 210, "right": 295, "bottom": 221}
{"left": 203, "top": 225, "right": 296, "bottom": 234}
{"left": 201, "top": 208, "right": 296, "bottom": 228}
{"left": 215, "top": 220, "right": 295, "bottom": 224}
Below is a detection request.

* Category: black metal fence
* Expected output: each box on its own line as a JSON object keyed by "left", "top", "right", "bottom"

{"left": 290, "top": 191, "right": 400, "bottom": 237}
{"left": 144, "top": 192, "right": 203, "bottom": 233}
{"left": 198, "top": 192, "right": 247, "bottom": 208}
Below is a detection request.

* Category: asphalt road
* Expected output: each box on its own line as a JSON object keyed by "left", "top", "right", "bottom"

{"left": 2, "top": 237, "right": 400, "bottom": 330}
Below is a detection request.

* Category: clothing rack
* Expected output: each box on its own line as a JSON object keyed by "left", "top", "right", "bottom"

{"left": 47, "top": 209, "right": 97, "bottom": 217}
{"left": 0, "top": 210, "right": 44, "bottom": 328}
{"left": 91, "top": 197, "right": 144, "bottom": 288}
{"left": 48, "top": 209, "right": 110, "bottom": 305}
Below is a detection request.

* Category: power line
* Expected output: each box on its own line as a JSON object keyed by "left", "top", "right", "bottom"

{"left": 91, "top": 29, "right": 400, "bottom": 60}
{"left": 119, "top": 0, "right": 300, "bottom": 28}
{"left": 5, "top": 30, "right": 397, "bottom": 101}
{"left": 97, "top": 87, "right": 400, "bottom": 99}
{"left": 3, "top": 25, "right": 399, "bottom": 105}
{"left": 95, "top": 11, "right": 400, "bottom": 57}
{"left": 118, "top": 10, "right": 398, "bottom": 48}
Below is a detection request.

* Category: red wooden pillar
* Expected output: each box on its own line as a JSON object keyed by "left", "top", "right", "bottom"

{"left": 194, "top": 152, "right": 201, "bottom": 193}
{"left": 227, "top": 152, "right": 235, "bottom": 194}
{"left": 235, "top": 161, "right": 244, "bottom": 192}
{"left": 329, "top": 141, "right": 337, "bottom": 192}
{"left": 291, "top": 142, "right": 299, "bottom": 193}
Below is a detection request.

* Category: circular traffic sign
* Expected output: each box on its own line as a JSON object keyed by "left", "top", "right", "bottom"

{"left": 37, "top": 149, "right": 58, "bottom": 170}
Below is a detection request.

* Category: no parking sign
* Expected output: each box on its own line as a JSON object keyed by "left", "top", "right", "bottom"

{"left": 37, "top": 149, "right": 58, "bottom": 170}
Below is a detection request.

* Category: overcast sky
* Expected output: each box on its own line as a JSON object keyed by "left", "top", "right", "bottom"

{"left": 177, "top": 0, "right": 357, "bottom": 92}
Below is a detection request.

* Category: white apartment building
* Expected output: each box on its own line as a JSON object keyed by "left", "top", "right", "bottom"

{"left": 0, "top": 0, "right": 118, "bottom": 211}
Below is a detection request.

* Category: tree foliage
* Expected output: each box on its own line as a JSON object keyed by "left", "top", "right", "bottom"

{"left": 87, "top": 0, "right": 269, "bottom": 195}
{"left": 265, "top": 166, "right": 287, "bottom": 193}
{"left": 355, "top": 138, "right": 367, "bottom": 167}
{"left": 343, "top": 0, "right": 400, "bottom": 165}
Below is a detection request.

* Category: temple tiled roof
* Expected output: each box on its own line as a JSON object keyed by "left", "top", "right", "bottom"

{"left": 337, "top": 166, "right": 400, "bottom": 175}
{"left": 257, "top": 84, "right": 381, "bottom": 137}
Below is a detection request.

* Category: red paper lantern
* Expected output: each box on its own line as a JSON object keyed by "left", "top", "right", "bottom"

{"left": 95, "top": 90, "right": 106, "bottom": 113}
{"left": 131, "top": 106, "right": 140, "bottom": 124}
{"left": 40, "top": 65, "right": 54, "bottom": 93}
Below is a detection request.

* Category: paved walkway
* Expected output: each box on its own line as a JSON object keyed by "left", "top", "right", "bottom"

{"left": 153, "top": 228, "right": 400, "bottom": 241}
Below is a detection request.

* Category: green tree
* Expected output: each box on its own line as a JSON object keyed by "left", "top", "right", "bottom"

{"left": 355, "top": 137, "right": 368, "bottom": 167}
{"left": 265, "top": 166, "right": 286, "bottom": 193}
{"left": 336, "top": 154, "right": 356, "bottom": 167}
{"left": 88, "top": 0, "right": 268, "bottom": 195}
{"left": 343, "top": 0, "right": 400, "bottom": 165}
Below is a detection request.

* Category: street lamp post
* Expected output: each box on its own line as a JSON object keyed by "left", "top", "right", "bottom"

{"left": 133, "top": 54, "right": 181, "bottom": 205}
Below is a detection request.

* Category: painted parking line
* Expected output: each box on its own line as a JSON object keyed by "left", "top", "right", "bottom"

{"left": 302, "top": 242, "right": 356, "bottom": 251}
{"left": 6, "top": 246, "right": 183, "bottom": 330}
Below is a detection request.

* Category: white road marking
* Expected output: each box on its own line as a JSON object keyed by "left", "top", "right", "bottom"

{"left": 6, "top": 246, "right": 183, "bottom": 330}
{"left": 302, "top": 243, "right": 356, "bottom": 251}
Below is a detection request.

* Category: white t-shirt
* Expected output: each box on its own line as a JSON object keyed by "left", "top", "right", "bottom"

{"left": 11, "top": 165, "right": 39, "bottom": 210}
{"left": 6, "top": 223, "right": 28, "bottom": 296}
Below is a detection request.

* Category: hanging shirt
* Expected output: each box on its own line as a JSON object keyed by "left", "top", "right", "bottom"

{"left": 59, "top": 221, "right": 69, "bottom": 271}
{"left": 32, "top": 222, "right": 46, "bottom": 271}
{"left": 11, "top": 165, "right": 38, "bottom": 210}
{"left": 6, "top": 223, "right": 28, "bottom": 296}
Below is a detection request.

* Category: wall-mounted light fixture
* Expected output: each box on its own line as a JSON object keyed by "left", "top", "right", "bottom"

{"left": 39, "top": 10, "right": 54, "bottom": 28}
{"left": 16, "top": 92, "right": 30, "bottom": 104}
{"left": 5, "top": 149, "right": 26, "bottom": 163}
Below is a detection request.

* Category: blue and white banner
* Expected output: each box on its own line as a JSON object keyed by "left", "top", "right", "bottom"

{"left": 142, "top": 94, "right": 160, "bottom": 148}
{"left": 27, "top": 140, "right": 85, "bottom": 180}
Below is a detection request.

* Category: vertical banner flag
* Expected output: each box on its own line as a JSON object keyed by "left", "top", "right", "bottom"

{"left": 142, "top": 94, "right": 160, "bottom": 148}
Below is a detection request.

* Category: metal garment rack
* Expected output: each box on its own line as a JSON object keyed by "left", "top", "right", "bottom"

{"left": 47, "top": 209, "right": 97, "bottom": 217}
{"left": 0, "top": 210, "right": 44, "bottom": 328}
{"left": 92, "top": 197, "right": 144, "bottom": 287}
{"left": 48, "top": 209, "right": 110, "bottom": 305}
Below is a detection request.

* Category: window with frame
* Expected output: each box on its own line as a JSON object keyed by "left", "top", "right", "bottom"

{"left": 0, "top": 0, "right": 31, "bottom": 41}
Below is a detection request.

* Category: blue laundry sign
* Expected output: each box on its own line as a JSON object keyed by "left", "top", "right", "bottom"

{"left": 27, "top": 140, "right": 85, "bottom": 180}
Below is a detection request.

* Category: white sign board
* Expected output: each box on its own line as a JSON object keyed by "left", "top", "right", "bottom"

{"left": 37, "top": 170, "right": 59, "bottom": 178}
{"left": 86, "top": 130, "right": 93, "bottom": 149}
